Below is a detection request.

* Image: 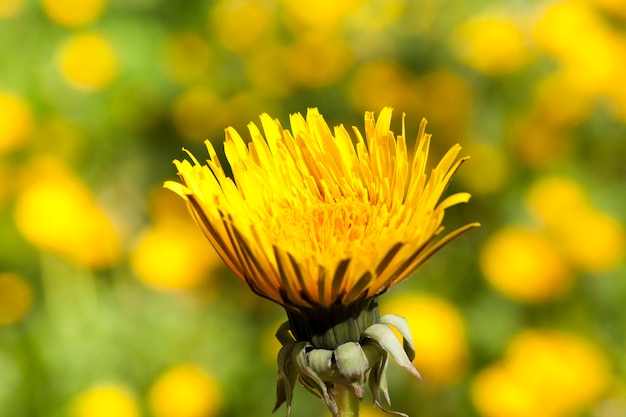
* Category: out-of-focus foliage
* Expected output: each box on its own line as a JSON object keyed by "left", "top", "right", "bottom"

{"left": 1, "top": 0, "right": 625, "bottom": 416}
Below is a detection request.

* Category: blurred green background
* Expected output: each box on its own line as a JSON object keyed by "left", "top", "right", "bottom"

{"left": 1, "top": 0, "right": 625, "bottom": 416}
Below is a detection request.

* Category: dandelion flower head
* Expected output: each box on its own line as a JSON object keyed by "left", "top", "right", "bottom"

{"left": 165, "top": 108, "right": 477, "bottom": 310}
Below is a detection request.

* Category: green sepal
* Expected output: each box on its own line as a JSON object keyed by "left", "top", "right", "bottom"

{"left": 307, "top": 348, "right": 334, "bottom": 377}
{"left": 273, "top": 340, "right": 299, "bottom": 415}
{"left": 362, "top": 324, "right": 421, "bottom": 380}
{"left": 292, "top": 342, "right": 337, "bottom": 416}
{"left": 334, "top": 342, "right": 369, "bottom": 398}
{"left": 380, "top": 314, "right": 416, "bottom": 362}
{"left": 276, "top": 320, "right": 296, "bottom": 345}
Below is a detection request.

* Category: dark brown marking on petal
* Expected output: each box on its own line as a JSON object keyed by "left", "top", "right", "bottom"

{"left": 221, "top": 213, "right": 278, "bottom": 300}
{"left": 396, "top": 223, "right": 480, "bottom": 285}
{"left": 187, "top": 196, "right": 236, "bottom": 264}
{"left": 287, "top": 252, "right": 309, "bottom": 300}
{"left": 375, "top": 242, "right": 404, "bottom": 276}
{"left": 317, "top": 268, "right": 327, "bottom": 305}
{"left": 230, "top": 225, "right": 277, "bottom": 295}
{"left": 330, "top": 258, "right": 350, "bottom": 304}
{"left": 273, "top": 246, "right": 299, "bottom": 304}
{"left": 345, "top": 271, "right": 373, "bottom": 304}
{"left": 378, "top": 236, "right": 435, "bottom": 292}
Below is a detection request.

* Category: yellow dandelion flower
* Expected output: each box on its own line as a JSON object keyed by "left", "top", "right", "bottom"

{"left": 72, "top": 384, "right": 139, "bottom": 417}
{"left": 452, "top": 14, "right": 530, "bottom": 75}
{"left": 166, "top": 107, "right": 476, "bottom": 312}
{"left": 165, "top": 107, "right": 478, "bottom": 416}
{"left": 480, "top": 227, "right": 572, "bottom": 302}
{"left": 14, "top": 157, "right": 121, "bottom": 269}
{"left": 40, "top": 0, "right": 105, "bottom": 27}
{"left": 472, "top": 330, "right": 611, "bottom": 417}
{"left": 0, "top": 92, "right": 33, "bottom": 154}
{"left": 57, "top": 33, "right": 118, "bottom": 92}
{"left": 148, "top": 364, "right": 221, "bottom": 417}
{"left": 131, "top": 219, "right": 222, "bottom": 291}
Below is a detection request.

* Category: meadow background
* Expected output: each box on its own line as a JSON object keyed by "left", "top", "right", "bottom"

{"left": 1, "top": 0, "right": 625, "bottom": 416}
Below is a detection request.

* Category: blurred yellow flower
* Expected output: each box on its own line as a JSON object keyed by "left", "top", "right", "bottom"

{"left": 527, "top": 176, "right": 588, "bottom": 226}
{"left": 162, "top": 32, "right": 213, "bottom": 85}
{"left": 472, "top": 330, "right": 611, "bottom": 417}
{"left": 452, "top": 14, "right": 530, "bottom": 75}
{"left": 382, "top": 293, "right": 468, "bottom": 386}
{"left": 472, "top": 364, "right": 545, "bottom": 417}
{"left": 40, "top": 0, "right": 105, "bottom": 27}
{"left": 528, "top": 177, "right": 625, "bottom": 272}
{"left": 57, "top": 33, "right": 118, "bottom": 91}
{"left": 14, "top": 157, "right": 121, "bottom": 269}
{"left": 210, "top": 0, "right": 273, "bottom": 54}
{"left": 0, "top": 92, "right": 32, "bottom": 154}
{"left": 131, "top": 219, "right": 222, "bottom": 291}
{"left": 507, "top": 331, "right": 611, "bottom": 416}
{"left": 0, "top": 0, "right": 25, "bottom": 19}
{"left": 0, "top": 272, "right": 34, "bottom": 326}
{"left": 72, "top": 384, "right": 139, "bottom": 417}
{"left": 534, "top": 0, "right": 626, "bottom": 95}
{"left": 166, "top": 107, "right": 477, "bottom": 309}
{"left": 556, "top": 209, "right": 625, "bottom": 272}
{"left": 281, "top": 0, "right": 363, "bottom": 33}
{"left": 480, "top": 227, "right": 571, "bottom": 302}
{"left": 148, "top": 364, "right": 221, "bottom": 417}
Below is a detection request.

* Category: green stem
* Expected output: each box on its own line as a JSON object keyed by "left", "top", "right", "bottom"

{"left": 335, "top": 384, "right": 359, "bottom": 417}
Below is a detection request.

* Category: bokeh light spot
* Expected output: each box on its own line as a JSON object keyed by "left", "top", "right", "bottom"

{"left": 40, "top": 0, "right": 105, "bottom": 27}
{"left": 452, "top": 15, "right": 530, "bottom": 75}
{"left": 149, "top": 364, "right": 221, "bottom": 417}
{"left": 57, "top": 33, "right": 118, "bottom": 91}
{"left": 72, "top": 384, "right": 139, "bottom": 417}
{"left": 472, "top": 330, "right": 611, "bottom": 417}
{"left": 14, "top": 157, "right": 122, "bottom": 269}
{"left": 0, "top": 92, "right": 32, "bottom": 154}
{"left": 480, "top": 227, "right": 571, "bottom": 302}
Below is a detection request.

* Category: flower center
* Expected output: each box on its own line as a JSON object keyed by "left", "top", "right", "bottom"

{"left": 262, "top": 197, "right": 386, "bottom": 265}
